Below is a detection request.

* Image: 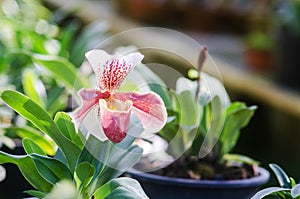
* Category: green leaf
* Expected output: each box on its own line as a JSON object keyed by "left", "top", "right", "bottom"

{"left": 46, "top": 86, "right": 66, "bottom": 115}
{"left": 75, "top": 162, "right": 95, "bottom": 190}
{"left": 251, "top": 187, "right": 290, "bottom": 199}
{"left": 54, "top": 112, "right": 84, "bottom": 149}
{"left": 175, "top": 90, "right": 202, "bottom": 128}
{"left": 1, "top": 90, "right": 81, "bottom": 172}
{"left": 70, "top": 21, "right": 108, "bottom": 66}
{"left": 199, "top": 96, "right": 225, "bottom": 158}
{"left": 0, "top": 152, "right": 53, "bottom": 192}
{"left": 79, "top": 135, "right": 143, "bottom": 196}
{"left": 218, "top": 103, "right": 256, "bottom": 157}
{"left": 31, "top": 154, "right": 73, "bottom": 184}
{"left": 159, "top": 109, "right": 180, "bottom": 142}
{"left": 23, "top": 138, "right": 46, "bottom": 156}
{"left": 22, "top": 69, "right": 47, "bottom": 108}
{"left": 59, "top": 21, "right": 79, "bottom": 57}
{"left": 31, "top": 54, "right": 89, "bottom": 91}
{"left": 13, "top": 126, "right": 55, "bottom": 156}
{"left": 167, "top": 126, "right": 198, "bottom": 158}
{"left": 270, "top": 164, "right": 292, "bottom": 188}
{"left": 94, "top": 177, "right": 149, "bottom": 199}
{"left": 24, "top": 190, "right": 46, "bottom": 198}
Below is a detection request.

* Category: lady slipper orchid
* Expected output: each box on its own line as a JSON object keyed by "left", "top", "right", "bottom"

{"left": 74, "top": 50, "right": 167, "bottom": 143}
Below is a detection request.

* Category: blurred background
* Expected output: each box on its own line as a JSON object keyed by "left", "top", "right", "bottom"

{"left": 1, "top": 0, "right": 300, "bottom": 192}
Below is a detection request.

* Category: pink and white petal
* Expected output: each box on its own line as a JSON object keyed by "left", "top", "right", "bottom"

{"left": 99, "top": 99, "right": 133, "bottom": 143}
{"left": 73, "top": 88, "right": 110, "bottom": 130}
{"left": 85, "top": 50, "right": 113, "bottom": 90}
{"left": 85, "top": 49, "right": 144, "bottom": 91}
{"left": 80, "top": 105, "right": 108, "bottom": 142}
{"left": 113, "top": 91, "right": 167, "bottom": 133}
{"left": 107, "top": 52, "right": 144, "bottom": 91}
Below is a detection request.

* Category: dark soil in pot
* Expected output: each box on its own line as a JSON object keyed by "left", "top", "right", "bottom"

{"left": 152, "top": 155, "right": 259, "bottom": 181}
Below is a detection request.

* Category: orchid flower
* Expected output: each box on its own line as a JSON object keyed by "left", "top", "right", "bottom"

{"left": 73, "top": 50, "right": 167, "bottom": 143}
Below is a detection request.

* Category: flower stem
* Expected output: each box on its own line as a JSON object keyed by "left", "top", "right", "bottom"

{"left": 195, "top": 46, "right": 208, "bottom": 102}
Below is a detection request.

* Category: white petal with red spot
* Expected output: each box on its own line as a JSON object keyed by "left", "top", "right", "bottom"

{"left": 85, "top": 50, "right": 144, "bottom": 91}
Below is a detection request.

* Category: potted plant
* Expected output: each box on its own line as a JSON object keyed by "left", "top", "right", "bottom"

{"left": 0, "top": 48, "right": 168, "bottom": 198}
{"left": 126, "top": 48, "right": 270, "bottom": 199}
{"left": 243, "top": 31, "right": 274, "bottom": 73}
{"left": 251, "top": 164, "right": 300, "bottom": 199}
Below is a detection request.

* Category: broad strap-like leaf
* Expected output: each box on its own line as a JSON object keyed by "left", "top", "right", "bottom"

{"left": 0, "top": 151, "right": 53, "bottom": 192}
{"left": 78, "top": 135, "right": 143, "bottom": 197}
{"left": 31, "top": 154, "right": 73, "bottom": 184}
{"left": 199, "top": 96, "right": 225, "bottom": 158}
{"left": 250, "top": 187, "right": 290, "bottom": 199}
{"left": 175, "top": 90, "right": 202, "bottom": 128}
{"left": 218, "top": 102, "right": 256, "bottom": 157}
{"left": 74, "top": 162, "right": 95, "bottom": 190}
{"left": 270, "top": 164, "right": 292, "bottom": 188}
{"left": 54, "top": 112, "right": 84, "bottom": 149}
{"left": 23, "top": 138, "right": 47, "bottom": 156}
{"left": 24, "top": 190, "right": 46, "bottom": 198}
{"left": 14, "top": 126, "right": 55, "bottom": 156}
{"left": 94, "top": 177, "right": 149, "bottom": 199}
{"left": 1, "top": 90, "right": 81, "bottom": 172}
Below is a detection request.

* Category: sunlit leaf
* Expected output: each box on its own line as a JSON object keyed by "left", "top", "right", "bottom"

{"left": 23, "top": 138, "right": 46, "bottom": 156}
{"left": 1, "top": 90, "right": 80, "bottom": 172}
{"left": 22, "top": 69, "right": 47, "bottom": 108}
{"left": 12, "top": 126, "right": 55, "bottom": 156}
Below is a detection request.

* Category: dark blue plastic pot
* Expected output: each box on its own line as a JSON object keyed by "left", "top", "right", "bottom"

{"left": 127, "top": 167, "right": 269, "bottom": 199}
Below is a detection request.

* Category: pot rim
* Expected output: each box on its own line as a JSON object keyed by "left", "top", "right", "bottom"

{"left": 127, "top": 167, "right": 270, "bottom": 188}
